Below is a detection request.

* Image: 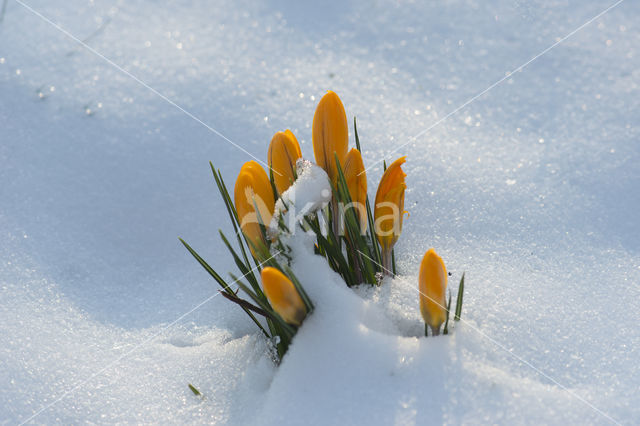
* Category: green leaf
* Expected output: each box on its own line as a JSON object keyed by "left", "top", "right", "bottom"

{"left": 454, "top": 272, "right": 465, "bottom": 321}
{"left": 350, "top": 132, "right": 381, "bottom": 270}
{"left": 333, "top": 152, "right": 380, "bottom": 284}
{"left": 188, "top": 384, "right": 202, "bottom": 397}
{"left": 306, "top": 212, "right": 356, "bottom": 286}
{"left": 392, "top": 248, "right": 397, "bottom": 276}
{"left": 219, "top": 231, "right": 263, "bottom": 297}
{"left": 268, "top": 165, "right": 281, "bottom": 200}
{"left": 212, "top": 163, "right": 261, "bottom": 270}
{"left": 354, "top": 116, "right": 362, "bottom": 152}
{"left": 443, "top": 290, "right": 452, "bottom": 335}
{"left": 179, "top": 238, "right": 231, "bottom": 292}
{"left": 365, "top": 197, "right": 382, "bottom": 266}
{"left": 179, "top": 238, "right": 269, "bottom": 337}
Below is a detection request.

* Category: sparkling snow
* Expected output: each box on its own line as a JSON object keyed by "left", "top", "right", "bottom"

{"left": 1, "top": 0, "right": 639, "bottom": 424}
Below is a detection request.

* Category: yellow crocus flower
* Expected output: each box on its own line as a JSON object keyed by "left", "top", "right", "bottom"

{"left": 374, "top": 156, "right": 407, "bottom": 273}
{"left": 268, "top": 130, "right": 302, "bottom": 195}
{"left": 312, "top": 91, "right": 348, "bottom": 183}
{"left": 342, "top": 148, "right": 368, "bottom": 232}
{"left": 284, "top": 129, "right": 302, "bottom": 157}
{"left": 233, "top": 161, "right": 275, "bottom": 255}
{"left": 261, "top": 267, "right": 307, "bottom": 326}
{"left": 418, "top": 248, "right": 448, "bottom": 336}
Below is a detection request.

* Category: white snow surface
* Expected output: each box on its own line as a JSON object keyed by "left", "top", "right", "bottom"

{"left": 270, "top": 159, "right": 331, "bottom": 234}
{"left": 1, "top": 0, "right": 639, "bottom": 424}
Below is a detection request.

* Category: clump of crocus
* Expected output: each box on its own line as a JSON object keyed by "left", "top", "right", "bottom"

{"left": 374, "top": 157, "right": 407, "bottom": 274}
{"left": 342, "top": 148, "right": 368, "bottom": 233}
{"left": 312, "top": 90, "right": 348, "bottom": 184}
{"left": 268, "top": 130, "right": 302, "bottom": 195}
{"left": 418, "top": 248, "right": 448, "bottom": 336}
{"left": 233, "top": 161, "right": 275, "bottom": 256}
{"left": 181, "top": 90, "right": 473, "bottom": 365}
{"left": 261, "top": 267, "right": 308, "bottom": 326}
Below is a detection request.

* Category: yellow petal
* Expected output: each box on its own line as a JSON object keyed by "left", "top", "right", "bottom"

{"left": 285, "top": 129, "right": 302, "bottom": 158}
{"left": 261, "top": 267, "right": 307, "bottom": 326}
{"left": 343, "top": 148, "right": 368, "bottom": 231}
{"left": 374, "top": 157, "right": 407, "bottom": 251}
{"left": 268, "top": 130, "right": 302, "bottom": 195}
{"left": 312, "top": 91, "right": 348, "bottom": 183}
{"left": 233, "top": 161, "right": 275, "bottom": 254}
{"left": 418, "top": 249, "right": 448, "bottom": 334}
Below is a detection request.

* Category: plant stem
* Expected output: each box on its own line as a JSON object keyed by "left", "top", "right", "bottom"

{"left": 347, "top": 245, "right": 363, "bottom": 285}
{"left": 381, "top": 247, "right": 393, "bottom": 276}
{"left": 331, "top": 200, "right": 340, "bottom": 242}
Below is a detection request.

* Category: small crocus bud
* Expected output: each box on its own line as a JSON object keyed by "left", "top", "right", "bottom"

{"left": 268, "top": 130, "right": 302, "bottom": 195}
{"left": 342, "top": 148, "right": 368, "bottom": 232}
{"left": 374, "top": 156, "right": 407, "bottom": 273}
{"left": 312, "top": 91, "right": 348, "bottom": 183}
{"left": 234, "top": 161, "right": 275, "bottom": 255}
{"left": 418, "top": 248, "right": 448, "bottom": 336}
{"left": 261, "top": 267, "right": 307, "bottom": 326}
{"left": 284, "top": 130, "right": 302, "bottom": 157}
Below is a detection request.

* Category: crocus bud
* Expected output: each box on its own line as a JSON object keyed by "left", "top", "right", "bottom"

{"left": 312, "top": 91, "right": 348, "bottom": 183}
{"left": 284, "top": 129, "right": 301, "bottom": 156}
{"left": 418, "top": 248, "right": 448, "bottom": 336}
{"left": 374, "top": 156, "right": 407, "bottom": 273}
{"left": 342, "top": 148, "right": 368, "bottom": 232}
{"left": 261, "top": 267, "right": 307, "bottom": 326}
{"left": 234, "top": 161, "right": 275, "bottom": 254}
{"left": 268, "top": 130, "right": 302, "bottom": 195}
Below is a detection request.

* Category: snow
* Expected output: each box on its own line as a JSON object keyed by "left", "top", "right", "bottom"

{"left": 270, "top": 159, "right": 331, "bottom": 234}
{"left": 1, "top": 0, "right": 639, "bottom": 424}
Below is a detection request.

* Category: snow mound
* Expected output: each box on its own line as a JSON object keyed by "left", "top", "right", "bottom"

{"left": 270, "top": 159, "right": 332, "bottom": 233}
{"left": 1, "top": 0, "right": 639, "bottom": 424}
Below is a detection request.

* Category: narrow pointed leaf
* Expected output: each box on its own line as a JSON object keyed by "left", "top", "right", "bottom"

{"left": 454, "top": 272, "right": 465, "bottom": 321}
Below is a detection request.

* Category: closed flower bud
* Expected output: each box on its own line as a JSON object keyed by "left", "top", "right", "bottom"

{"left": 374, "top": 156, "right": 407, "bottom": 273}
{"left": 284, "top": 129, "right": 301, "bottom": 156}
{"left": 342, "top": 148, "right": 368, "bottom": 232}
{"left": 418, "top": 249, "right": 448, "bottom": 336}
{"left": 312, "top": 91, "right": 348, "bottom": 183}
{"left": 261, "top": 267, "right": 307, "bottom": 326}
{"left": 234, "top": 161, "right": 275, "bottom": 254}
{"left": 268, "top": 130, "right": 302, "bottom": 195}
